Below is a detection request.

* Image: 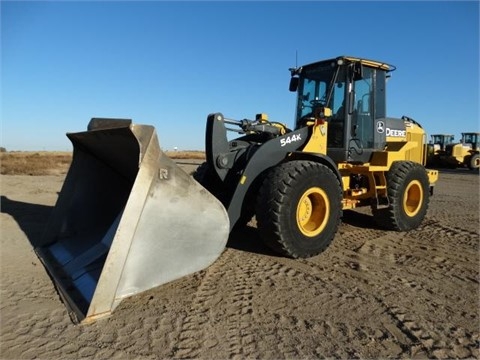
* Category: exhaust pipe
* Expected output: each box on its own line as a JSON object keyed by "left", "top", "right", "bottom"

{"left": 36, "top": 119, "right": 229, "bottom": 323}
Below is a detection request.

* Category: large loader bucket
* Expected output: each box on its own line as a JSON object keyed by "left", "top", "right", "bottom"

{"left": 36, "top": 119, "right": 229, "bottom": 324}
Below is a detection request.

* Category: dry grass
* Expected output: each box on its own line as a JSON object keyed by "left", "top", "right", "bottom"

{"left": 1, "top": 151, "right": 205, "bottom": 176}
{"left": 164, "top": 150, "right": 205, "bottom": 160}
{"left": 1, "top": 152, "right": 73, "bottom": 175}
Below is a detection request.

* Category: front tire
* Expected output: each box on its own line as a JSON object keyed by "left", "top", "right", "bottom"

{"left": 255, "top": 161, "right": 342, "bottom": 258}
{"left": 373, "top": 161, "right": 430, "bottom": 231}
{"left": 192, "top": 162, "right": 229, "bottom": 210}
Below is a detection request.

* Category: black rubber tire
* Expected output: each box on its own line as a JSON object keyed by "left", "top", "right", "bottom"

{"left": 372, "top": 161, "right": 430, "bottom": 231}
{"left": 469, "top": 153, "right": 480, "bottom": 170}
{"left": 192, "top": 162, "right": 222, "bottom": 194}
{"left": 255, "top": 160, "right": 342, "bottom": 258}
{"left": 193, "top": 162, "right": 255, "bottom": 228}
{"left": 192, "top": 161, "right": 230, "bottom": 212}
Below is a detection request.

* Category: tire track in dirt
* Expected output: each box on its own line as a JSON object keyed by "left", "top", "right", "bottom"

{"left": 252, "top": 259, "right": 340, "bottom": 358}
{"left": 416, "top": 218, "right": 479, "bottom": 247}
{"left": 376, "top": 299, "right": 437, "bottom": 357}
{"left": 172, "top": 249, "right": 263, "bottom": 359}
{"left": 359, "top": 233, "right": 477, "bottom": 286}
{"left": 1, "top": 269, "right": 204, "bottom": 359}
{"left": 295, "top": 252, "right": 476, "bottom": 359}
{"left": 222, "top": 252, "right": 262, "bottom": 360}
{"left": 336, "top": 217, "right": 478, "bottom": 288}
{"left": 257, "top": 255, "right": 407, "bottom": 358}
{"left": 330, "top": 223, "right": 478, "bottom": 358}
{"left": 172, "top": 251, "right": 233, "bottom": 359}
{"left": 0, "top": 307, "right": 156, "bottom": 360}
{"left": 375, "top": 297, "right": 478, "bottom": 359}
{"left": 264, "top": 218, "right": 478, "bottom": 359}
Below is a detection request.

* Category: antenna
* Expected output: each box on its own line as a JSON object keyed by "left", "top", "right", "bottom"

{"left": 289, "top": 50, "right": 299, "bottom": 75}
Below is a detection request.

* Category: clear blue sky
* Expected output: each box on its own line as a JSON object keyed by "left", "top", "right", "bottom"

{"left": 2, "top": 1, "right": 479, "bottom": 151}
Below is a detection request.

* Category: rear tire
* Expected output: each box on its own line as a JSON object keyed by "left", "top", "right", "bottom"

{"left": 256, "top": 161, "right": 342, "bottom": 258}
{"left": 373, "top": 161, "right": 429, "bottom": 231}
{"left": 469, "top": 153, "right": 480, "bottom": 170}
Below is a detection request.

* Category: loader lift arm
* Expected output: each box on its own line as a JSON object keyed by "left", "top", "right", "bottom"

{"left": 202, "top": 112, "right": 342, "bottom": 231}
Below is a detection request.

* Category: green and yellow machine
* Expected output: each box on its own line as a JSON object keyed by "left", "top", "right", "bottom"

{"left": 426, "top": 134, "right": 454, "bottom": 167}
{"left": 37, "top": 56, "right": 438, "bottom": 323}
{"left": 443, "top": 133, "right": 479, "bottom": 169}
{"left": 427, "top": 133, "right": 480, "bottom": 169}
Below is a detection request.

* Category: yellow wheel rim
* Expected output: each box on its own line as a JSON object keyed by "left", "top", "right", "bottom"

{"left": 403, "top": 180, "right": 423, "bottom": 217}
{"left": 296, "top": 187, "right": 329, "bottom": 237}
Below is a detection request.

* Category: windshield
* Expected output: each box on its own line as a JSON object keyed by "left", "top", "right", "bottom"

{"left": 295, "top": 62, "right": 343, "bottom": 122}
{"left": 463, "top": 133, "right": 478, "bottom": 144}
{"left": 432, "top": 135, "right": 453, "bottom": 144}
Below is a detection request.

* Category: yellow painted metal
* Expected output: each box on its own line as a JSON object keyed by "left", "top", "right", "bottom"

{"left": 341, "top": 199, "right": 359, "bottom": 210}
{"left": 352, "top": 128, "right": 427, "bottom": 171}
{"left": 340, "top": 168, "right": 387, "bottom": 209}
{"left": 427, "top": 169, "right": 439, "bottom": 184}
{"left": 338, "top": 116, "right": 436, "bottom": 212}
{"left": 296, "top": 187, "right": 330, "bottom": 237}
{"left": 256, "top": 113, "right": 269, "bottom": 121}
{"left": 403, "top": 179, "right": 423, "bottom": 217}
{"left": 344, "top": 56, "right": 393, "bottom": 71}
{"left": 323, "top": 108, "right": 333, "bottom": 117}
{"left": 301, "top": 121, "right": 328, "bottom": 155}
{"left": 255, "top": 113, "right": 288, "bottom": 135}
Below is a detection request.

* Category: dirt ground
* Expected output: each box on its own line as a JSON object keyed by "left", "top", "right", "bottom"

{"left": 1, "top": 161, "right": 479, "bottom": 359}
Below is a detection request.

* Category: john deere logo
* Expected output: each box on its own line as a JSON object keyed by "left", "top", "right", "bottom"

{"left": 376, "top": 121, "right": 385, "bottom": 133}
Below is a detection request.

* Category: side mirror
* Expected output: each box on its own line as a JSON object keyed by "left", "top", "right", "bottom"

{"left": 353, "top": 62, "right": 363, "bottom": 81}
{"left": 289, "top": 77, "right": 299, "bottom": 92}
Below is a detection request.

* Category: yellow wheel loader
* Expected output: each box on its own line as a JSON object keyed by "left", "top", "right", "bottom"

{"left": 426, "top": 134, "right": 454, "bottom": 167}
{"left": 37, "top": 56, "right": 438, "bottom": 323}
{"left": 438, "top": 132, "right": 480, "bottom": 170}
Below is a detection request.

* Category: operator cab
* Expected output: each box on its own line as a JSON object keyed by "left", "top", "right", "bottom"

{"left": 461, "top": 132, "right": 480, "bottom": 150}
{"left": 431, "top": 134, "right": 454, "bottom": 152}
{"left": 289, "top": 56, "right": 396, "bottom": 163}
{"left": 431, "top": 134, "right": 454, "bottom": 145}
